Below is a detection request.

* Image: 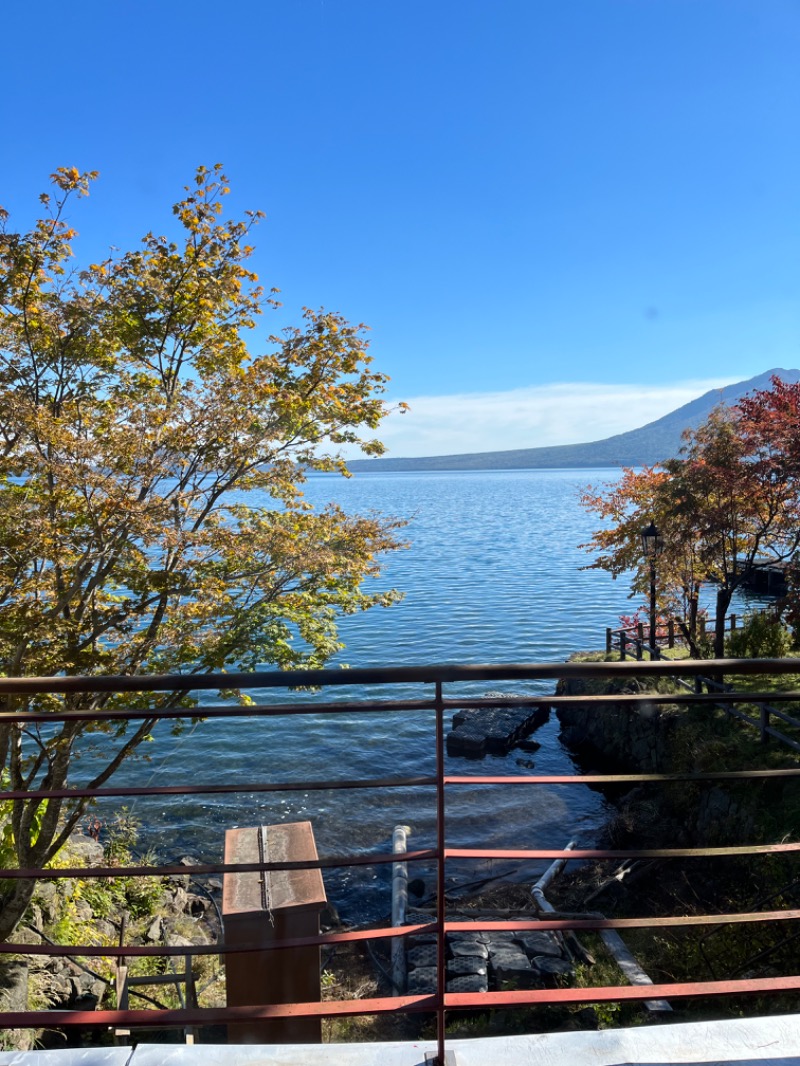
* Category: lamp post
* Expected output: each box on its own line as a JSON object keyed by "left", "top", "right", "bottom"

{"left": 640, "top": 521, "right": 664, "bottom": 658}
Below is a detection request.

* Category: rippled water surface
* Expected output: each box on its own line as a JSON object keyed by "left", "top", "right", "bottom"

{"left": 95, "top": 469, "right": 660, "bottom": 920}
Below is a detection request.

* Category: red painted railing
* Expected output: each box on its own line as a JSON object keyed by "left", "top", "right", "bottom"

{"left": 1, "top": 658, "right": 800, "bottom": 1064}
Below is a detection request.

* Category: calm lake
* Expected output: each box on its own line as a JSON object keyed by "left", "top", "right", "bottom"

{"left": 98, "top": 469, "right": 755, "bottom": 923}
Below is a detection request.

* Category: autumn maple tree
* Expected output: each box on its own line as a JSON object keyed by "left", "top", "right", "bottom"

{"left": 582, "top": 380, "right": 800, "bottom": 659}
{"left": 0, "top": 165, "right": 405, "bottom": 938}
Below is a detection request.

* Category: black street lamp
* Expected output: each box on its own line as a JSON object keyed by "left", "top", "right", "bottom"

{"left": 640, "top": 521, "right": 664, "bottom": 658}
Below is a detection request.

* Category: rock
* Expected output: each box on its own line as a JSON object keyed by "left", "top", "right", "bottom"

{"left": 73, "top": 899, "right": 93, "bottom": 922}
{"left": 486, "top": 942, "right": 516, "bottom": 959}
{"left": 408, "top": 878, "right": 426, "bottom": 898}
{"left": 448, "top": 696, "right": 550, "bottom": 759}
{"left": 447, "top": 956, "right": 487, "bottom": 977}
{"left": 407, "top": 932, "right": 438, "bottom": 945}
{"left": 14, "top": 926, "right": 44, "bottom": 945}
{"left": 165, "top": 932, "right": 194, "bottom": 948}
{"left": 167, "top": 886, "right": 189, "bottom": 914}
{"left": 408, "top": 944, "right": 438, "bottom": 969}
{"left": 318, "top": 902, "right": 339, "bottom": 930}
{"left": 94, "top": 920, "right": 117, "bottom": 941}
{"left": 447, "top": 972, "right": 488, "bottom": 993}
{"left": 491, "top": 951, "right": 536, "bottom": 988}
{"left": 64, "top": 834, "right": 104, "bottom": 866}
{"left": 407, "top": 966, "right": 437, "bottom": 994}
{"left": 533, "top": 955, "right": 574, "bottom": 983}
{"left": 33, "top": 882, "right": 58, "bottom": 921}
{"left": 73, "top": 991, "right": 100, "bottom": 1011}
{"left": 446, "top": 725, "right": 486, "bottom": 757}
{"left": 0, "top": 960, "right": 28, "bottom": 1012}
{"left": 90, "top": 979, "right": 107, "bottom": 1002}
{"left": 185, "top": 892, "right": 206, "bottom": 917}
{"left": 168, "top": 857, "right": 196, "bottom": 889}
{"left": 448, "top": 939, "right": 488, "bottom": 959}
{"left": 517, "top": 739, "right": 541, "bottom": 753}
{"left": 146, "top": 916, "right": 163, "bottom": 942}
{"left": 514, "top": 931, "right": 563, "bottom": 959}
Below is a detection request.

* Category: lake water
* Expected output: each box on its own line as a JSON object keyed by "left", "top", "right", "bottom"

{"left": 95, "top": 469, "right": 754, "bottom": 923}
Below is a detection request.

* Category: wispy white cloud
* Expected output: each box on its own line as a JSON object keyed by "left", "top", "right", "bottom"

{"left": 364, "top": 378, "right": 735, "bottom": 458}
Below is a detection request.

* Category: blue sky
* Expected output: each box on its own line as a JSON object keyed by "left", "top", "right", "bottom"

{"left": 3, "top": 0, "right": 798, "bottom": 456}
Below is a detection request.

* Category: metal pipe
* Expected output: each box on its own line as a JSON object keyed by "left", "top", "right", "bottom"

{"left": 434, "top": 680, "right": 446, "bottom": 1066}
{"left": 391, "top": 824, "right": 411, "bottom": 995}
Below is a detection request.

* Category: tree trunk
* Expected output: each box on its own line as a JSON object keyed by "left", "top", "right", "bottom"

{"left": 0, "top": 879, "right": 37, "bottom": 942}
{"left": 710, "top": 585, "right": 735, "bottom": 690}
{"left": 715, "top": 586, "right": 733, "bottom": 659}
{"left": 679, "top": 591, "right": 703, "bottom": 658}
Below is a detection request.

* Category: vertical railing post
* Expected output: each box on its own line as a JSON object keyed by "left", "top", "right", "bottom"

{"left": 619, "top": 630, "right": 627, "bottom": 661}
{"left": 606, "top": 628, "right": 612, "bottom": 655}
{"left": 668, "top": 619, "right": 675, "bottom": 648}
{"left": 636, "top": 623, "right": 644, "bottom": 660}
{"left": 392, "top": 824, "right": 411, "bottom": 995}
{"left": 434, "top": 679, "right": 447, "bottom": 1066}
{"left": 760, "top": 704, "right": 770, "bottom": 744}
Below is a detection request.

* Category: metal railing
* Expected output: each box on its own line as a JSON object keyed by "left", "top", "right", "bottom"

{"left": 2, "top": 658, "right": 800, "bottom": 1064}
{"left": 607, "top": 616, "right": 800, "bottom": 753}
{"left": 607, "top": 611, "right": 781, "bottom": 661}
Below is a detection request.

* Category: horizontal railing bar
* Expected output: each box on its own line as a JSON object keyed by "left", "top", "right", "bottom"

{"left": 0, "top": 698, "right": 439, "bottom": 726}
{"left": 445, "top": 768, "right": 800, "bottom": 786}
{"left": 4, "top": 973, "right": 800, "bottom": 1031}
{"left": 714, "top": 703, "right": 800, "bottom": 753}
{"left": 0, "top": 849, "right": 440, "bottom": 880}
{"left": 764, "top": 726, "right": 800, "bottom": 753}
{"left": 8, "top": 765, "right": 800, "bottom": 804}
{"left": 763, "top": 704, "right": 800, "bottom": 729}
{"left": 5, "top": 688, "right": 800, "bottom": 725}
{"left": 446, "top": 974, "right": 800, "bottom": 1010}
{"left": 5, "top": 907, "right": 800, "bottom": 958}
{"left": 544, "top": 691, "right": 800, "bottom": 706}
{"left": 6, "top": 839, "right": 799, "bottom": 883}
{"left": 446, "top": 910, "right": 800, "bottom": 933}
{"left": 447, "top": 841, "right": 800, "bottom": 860}
{"left": 0, "top": 995, "right": 437, "bottom": 1030}
{"left": 721, "top": 703, "right": 762, "bottom": 729}
{"left": 0, "top": 924, "right": 439, "bottom": 957}
{"left": 0, "top": 657, "right": 798, "bottom": 696}
{"left": 0, "top": 774, "right": 439, "bottom": 802}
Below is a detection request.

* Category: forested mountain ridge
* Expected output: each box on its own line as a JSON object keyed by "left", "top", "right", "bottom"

{"left": 350, "top": 368, "right": 800, "bottom": 471}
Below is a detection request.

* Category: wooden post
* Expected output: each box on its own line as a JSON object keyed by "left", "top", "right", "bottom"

{"left": 668, "top": 619, "right": 675, "bottom": 648}
{"left": 636, "top": 623, "right": 644, "bottom": 661}
{"left": 223, "top": 822, "right": 327, "bottom": 1045}
{"left": 760, "top": 704, "right": 770, "bottom": 744}
{"left": 606, "top": 628, "right": 612, "bottom": 655}
{"left": 619, "top": 630, "right": 627, "bottom": 661}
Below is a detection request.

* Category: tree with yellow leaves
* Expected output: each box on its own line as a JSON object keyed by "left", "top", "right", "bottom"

{"left": 0, "top": 165, "right": 405, "bottom": 938}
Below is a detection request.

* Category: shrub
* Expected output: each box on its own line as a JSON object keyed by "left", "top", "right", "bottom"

{"left": 725, "top": 612, "right": 793, "bottom": 659}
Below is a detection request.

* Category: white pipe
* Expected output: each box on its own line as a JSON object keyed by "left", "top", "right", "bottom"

{"left": 533, "top": 840, "right": 671, "bottom": 1013}
{"left": 391, "top": 824, "right": 411, "bottom": 994}
{"left": 531, "top": 840, "right": 576, "bottom": 911}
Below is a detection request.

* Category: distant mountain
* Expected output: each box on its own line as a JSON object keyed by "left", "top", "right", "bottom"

{"left": 348, "top": 368, "right": 800, "bottom": 472}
